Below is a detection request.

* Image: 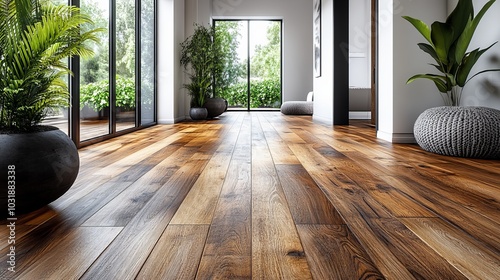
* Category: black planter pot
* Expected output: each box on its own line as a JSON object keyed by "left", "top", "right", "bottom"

{"left": 203, "top": 97, "right": 227, "bottom": 119}
{"left": 0, "top": 127, "right": 80, "bottom": 216}
{"left": 190, "top": 107, "right": 208, "bottom": 120}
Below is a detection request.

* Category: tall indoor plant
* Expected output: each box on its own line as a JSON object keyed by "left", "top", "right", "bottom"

{"left": 0, "top": 0, "right": 103, "bottom": 215}
{"left": 403, "top": 0, "right": 500, "bottom": 159}
{"left": 180, "top": 23, "right": 226, "bottom": 119}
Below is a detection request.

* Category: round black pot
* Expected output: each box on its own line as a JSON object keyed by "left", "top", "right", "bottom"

{"left": 190, "top": 107, "right": 208, "bottom": 120}
{"left": 203, "top": 97, "right": 227, "bottom": 119}
{"left": 0, "top": 127, "right": 80, "bottom": 216}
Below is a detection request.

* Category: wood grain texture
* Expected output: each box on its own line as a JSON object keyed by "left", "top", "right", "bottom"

{"left": 297, "top": 224, "right": 384, "bottom": 280}
{"left": 402, "top": 218, "right": 500, "bottom": 280}
{"left": 275, "top": 164, "right": 344, "bottom": 225}
{"left": 2, "top": 113, "right": 498, "bottom": 280}
{"left": 14, "top": 227, "right": 122, "bottom": 279}
{"left": 136, "top": 225, "right": 209, "bottom": 279}
{"left": 251, "top": 115, "right": 313, "bottom": 279}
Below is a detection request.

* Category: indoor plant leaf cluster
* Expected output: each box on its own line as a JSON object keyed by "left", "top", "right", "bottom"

{"left": 180, "top": 24, "right": 216, "bottom": 108}
{"left": 403, "top": 0, "right": 500, "bottom": 106}
{"left": 0, "top": 0, "right": 104, "bottom": 131}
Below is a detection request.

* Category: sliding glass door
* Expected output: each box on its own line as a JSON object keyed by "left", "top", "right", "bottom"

{"left": 65, "top": 0, "right": 156, "bottom": 145}
{"left": 214, "top": 19, "right": 282, "bottom": 111}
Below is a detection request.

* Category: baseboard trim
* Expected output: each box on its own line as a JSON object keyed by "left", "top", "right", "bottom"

{"left": 349, "top": 111, "right": 371, "bottom": 120}
{"left": 377, "top": 131, "right": 416, "bottom": 143}
{"left": 158, "top": 116, "right": 186, "bottom": 124}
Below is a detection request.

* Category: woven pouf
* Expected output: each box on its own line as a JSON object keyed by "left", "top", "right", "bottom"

{"left": 414, "top": 106, "right": 500, "bottom": 159}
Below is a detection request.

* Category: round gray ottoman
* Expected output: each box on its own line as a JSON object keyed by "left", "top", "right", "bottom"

{"left": 280, "top": 101, "right": 313, "bottom": 115}
{"left": 414, "top": 106, "right": 500, "bottom": 159}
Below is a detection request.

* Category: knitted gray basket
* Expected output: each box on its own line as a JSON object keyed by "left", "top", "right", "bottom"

{"left": 414, "top": 106, "right": 500, "bottom": 159}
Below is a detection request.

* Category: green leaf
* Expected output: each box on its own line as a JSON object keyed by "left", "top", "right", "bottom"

{"left": 430, "top": 21, "right": 454, "bottom": 64}
{"left": 402, "top": 16, "right": 433, "bottom": 45}
{"left": 418, "top": 43, "right": 441, "bottom": 65}
{"left": 446, "top": 0, "right": 474, "bottom": 42}
{"left": 457, "top": 42, "right": 498, "bottom": 86}
{"left": 407, "top": 74, "right": 449, "bottom": 93}
{"left": 455, "top": 0, "right": 496, "bottom": 63}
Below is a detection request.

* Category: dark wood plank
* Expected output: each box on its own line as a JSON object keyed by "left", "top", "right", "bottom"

{"left": 297, "top": 224, "right": 384, "bottom": 280}
{"left": 275, "top": 164, "right": 344, "bottom": 225}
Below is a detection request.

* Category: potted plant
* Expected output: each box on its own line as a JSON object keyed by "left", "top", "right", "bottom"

{"left": 0, "top": 0, "right": 103, "bottom": 215}
{"left": 180, "top": 23, "right": 226, "bottom": 120}
{"left": 403, "top": 0, "right": 500, "bottom": 158}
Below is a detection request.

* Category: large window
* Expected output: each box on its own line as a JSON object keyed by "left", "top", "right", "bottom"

{"left": 214, "top": 19, "right": 282, "bottom": 111}
{"left": 42, "top": 0, "right": 156, "bottom": 146}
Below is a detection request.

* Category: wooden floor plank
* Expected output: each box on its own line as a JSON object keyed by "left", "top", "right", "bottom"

{"left": 297, "top": 224, "right": 384, "bottom": 280}
{"left": 402, "top": 218, "right": 500, "bottom": 280}
{"left": 275, "top": 164, "right": 344, "bottom": 225}
{"left": 80, "top": 158, "right": 209, "bottom": 280}
{"left": 251, "top": 115, "right": 312, "bottom": 279}
{"left": 14, "top": 227, "right": 122, "bottom": 280}
{"left": 136, "top": 225, "right": 209, "bottom": 279}
{"left": 196, "top": 116, "right": 253, "bottom": 279}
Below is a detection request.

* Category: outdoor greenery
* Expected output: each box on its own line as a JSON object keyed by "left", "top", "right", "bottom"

{"left": 80, "top": 76, "right": 136, "bottom": 112}
{"left": 403, "top": 0, "right": 500, "bottom": 106}
{"left": 214, "top": 21, "right": 282, "bottom": 108}
{"left": 0, "top": 0, "right": 103, "bottom": 131}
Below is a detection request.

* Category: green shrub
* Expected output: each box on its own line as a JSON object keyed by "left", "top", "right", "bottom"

{"left": 218, "top": 79, "right": 281, "bottom": 108}
{"left": 80, "top": 76, "right": 136, "bottom": 111}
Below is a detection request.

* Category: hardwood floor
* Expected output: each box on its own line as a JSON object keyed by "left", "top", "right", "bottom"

{"left": 1, "top": 112, "right": 499, "bottom": 279}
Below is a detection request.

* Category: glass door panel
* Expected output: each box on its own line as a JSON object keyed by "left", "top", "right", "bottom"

{"left": 249, "top": 21, "right": 282, "bottom": 110}
{"left": 115, "top": 0, "right": 136, "bottom": 131}
{"left": 214, "top": 21, "right": 248, "bottom": 110}
{"left": 80, "top": 0, "right": 110, "bottom": 141}
{"left": 141, "top": 0, "right": 155, "bottom": 124}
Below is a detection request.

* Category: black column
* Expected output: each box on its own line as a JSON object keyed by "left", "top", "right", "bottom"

{"left": 333, "top": 0, "right": 349, "bottom": 125}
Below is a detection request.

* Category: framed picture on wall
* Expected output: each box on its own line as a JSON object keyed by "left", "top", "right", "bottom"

{"left": 314, "top": 0, "right": 321, "bottom": 77}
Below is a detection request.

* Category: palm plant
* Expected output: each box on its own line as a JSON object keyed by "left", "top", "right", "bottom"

{"left": 403, "top": 0, "right": 500, "bottom": 106}
{"left": 0, "top": 0, "right": 103, "bottom": 131}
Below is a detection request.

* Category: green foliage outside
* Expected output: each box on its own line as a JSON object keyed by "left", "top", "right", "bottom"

{"left": 221, "top": 79, "right": 281, "bottom": 108}
{"left": 80, "top": 76, "right": 136, "bottom": 112}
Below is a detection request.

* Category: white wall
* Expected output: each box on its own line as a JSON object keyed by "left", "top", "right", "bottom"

{"left": 157, "top": 0, "right": 185, "bottom": 123}
{"left": 377, "top": 0, "right": 447, "bottom": 143}
{"left": 313, "top": 0, "right": 334, "bottom": 123}
{"left": 448, "top": 0, "right": 500, "bottom": 109}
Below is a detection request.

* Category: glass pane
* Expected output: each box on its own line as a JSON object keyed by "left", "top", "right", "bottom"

{"left": 116, "top": 0, "right": 136, "bottom": 131}
{"left": 214, "top": 21, "right": 248, "bottom": 110}
{"left": 79, "top": 0, "right": 110, "bottom": 141}
{"left": 141, "top": 0, "right": 155, "bottom": 125}
{"left": 249, "top": 21, "right": 282, "bottom": 109}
